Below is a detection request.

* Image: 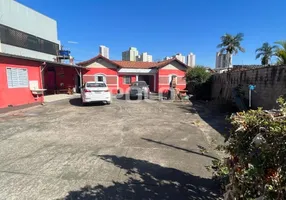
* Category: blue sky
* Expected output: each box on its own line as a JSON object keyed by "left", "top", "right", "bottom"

{"left": 18, "top": 0, "right": 286, "bottom": 67}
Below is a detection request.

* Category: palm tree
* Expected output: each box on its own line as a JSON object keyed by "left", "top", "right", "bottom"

{"left": 217, "top": 33, "right": 245, "bottom": 69}
{"left": 275, "top": 41, "right": 286, "bottom": 65}
{"left": 255, "top": 43, "right": 277, "bottom": 65}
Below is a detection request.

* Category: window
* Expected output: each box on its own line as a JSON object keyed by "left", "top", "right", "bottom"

{"left": 169, "top": 75, "right": 177, "bottom": 87}
{"left": 97, "top": 76, "right": 104, "bottom": 82}
{"left": 0, "top": 24, "right": 59, "bottom": 55}
{"left": 6, "top": 68, "right": 28, "bottom": 88}
{"left": 123, "top": 76, "right": 131, "bottom": 84}
{"left": 95, "top": 74, "right": 106, "bottom": 83}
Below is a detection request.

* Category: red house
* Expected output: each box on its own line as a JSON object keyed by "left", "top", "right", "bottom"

{"left": 78, "top": 55, "right": 188, "bottom": 94}
{"left": 0, "top": 53, "right": 83, "bottom": 109}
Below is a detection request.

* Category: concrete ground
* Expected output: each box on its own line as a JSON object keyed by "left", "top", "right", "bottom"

{"left": 0, "top": 97, "right": 221, "bottom": 200}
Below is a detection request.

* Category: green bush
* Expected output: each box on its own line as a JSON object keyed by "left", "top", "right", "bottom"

{"left": 212, "top": 97, "right": 286, "bottom": 199}
{"left": 185, "top": 66, "right": 212, "bottom": 100}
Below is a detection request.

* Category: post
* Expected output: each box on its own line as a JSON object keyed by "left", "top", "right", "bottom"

{"left": 249, "top": 89, "right": 251, "bottom": 108}
{"left": 79, "top": 69, "right": 82, "bottom": 87}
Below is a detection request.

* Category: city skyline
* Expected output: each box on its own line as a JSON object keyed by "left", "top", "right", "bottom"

{"left": 101, "top": 45, "right": 194, "bottom": 63}
{"left": 18, "top": 0, "right": 286, "bottom": 67}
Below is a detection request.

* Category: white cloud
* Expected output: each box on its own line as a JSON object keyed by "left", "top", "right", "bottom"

{"left": 68, "top": 41, "right": 79, "bottom": 44}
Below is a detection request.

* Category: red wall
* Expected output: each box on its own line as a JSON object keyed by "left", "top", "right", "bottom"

{"left": 0, "top": 56, "right": 43, "bottom": 108}
{"left": 44, "top": 66, "right": 78, "bottom": 94}
{"left": 118, "top": 75, "right": 136, "bottom": 93}
{"left": 157, "top": 68, "right": 186, "bottom": 93}
{"left": 83, "top": 68, "right": 118, "bottom": 94}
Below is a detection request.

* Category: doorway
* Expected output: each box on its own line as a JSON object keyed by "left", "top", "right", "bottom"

{"left": 75, "top": 75, "right": 81, "bottom": 93}
{"left": 44, "top": 67, "right": 56, "bottom": 95}
{"left": 138, "top": 75, "right": 154, "bottom": 92}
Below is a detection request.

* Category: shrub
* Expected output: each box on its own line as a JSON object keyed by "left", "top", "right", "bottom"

{"left": 185, "top": 66, "right": 212, "bottom": 100}
{"left": 211, "top": 97, "right": 286, "bottom": 199}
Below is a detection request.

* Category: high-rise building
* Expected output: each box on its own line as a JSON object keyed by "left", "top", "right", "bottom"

{"left": 99, "top": 45, "right": 109, "bottom": 58}
{"left": 122, "top": 47, "right": 139, "bottom": 61}
{"left": 215, "top": 52, "right": 232, "bottom": 69}
{"left": 136, "top": 52, "right": 153, "bottom": 62}
{"left": 187, "top": 53, "right": 196, "bottom": 67}
{"left": 173, "top": 53, "right": 185, "bottom": 63}
{"left": 0, "top": 0, "right": 60, "bottom": 61}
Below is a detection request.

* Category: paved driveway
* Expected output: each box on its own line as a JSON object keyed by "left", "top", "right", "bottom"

{"left": 0, "top": 97, "right": 219, "bottom": 200}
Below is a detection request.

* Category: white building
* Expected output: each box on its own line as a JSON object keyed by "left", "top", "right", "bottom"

{"left": 187, "top": 53, "right": 196, "bottom": 67}
{"left": 122, "top": 47, "right": 139, "bottom": 61}
{"left": 0, "top": 0, "right": 60, "bottom": 61}
{"left": 215, "top": 52, "right": 232, "bottom": 69}
{"left": 99, "top": 45, "right": 109, "bottom": 59}
{"left": 164, "top": 56, "right": 171, "bottom": 60}
{"left": 173, "top": 53, "right": 185, "bottom": 63}
{"left": 136, "top": 52, "right": 153, "bottom": 62}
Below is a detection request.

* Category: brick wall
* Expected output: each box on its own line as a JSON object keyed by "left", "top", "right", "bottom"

{"left": 211, "top": 65, "right": 286, "bottom": 109}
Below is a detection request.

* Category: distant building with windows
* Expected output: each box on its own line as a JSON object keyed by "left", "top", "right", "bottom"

{"left": 136, "top": 52, "right": 153, "bottom": 62}
{"left": 215, "top": 52, "right": 232, "bottom": 69}
{"left": 186, "top": 53, "right": 196, "bottom": 67}
{"left": 172, "top": 53, "right": 185, "bottom": 63}
{"left": 0, "top": 0, "right": 60, "bottom": 61}
{"left": 99, "top": 45, "right": 109, "bottom": 59}
{"left": 122, "top": 47, "right": 139, "bottom": 61}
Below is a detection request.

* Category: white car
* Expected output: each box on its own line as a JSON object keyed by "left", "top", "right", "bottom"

{"left": 81, "top": 82, "right": 111, "bottom": 105}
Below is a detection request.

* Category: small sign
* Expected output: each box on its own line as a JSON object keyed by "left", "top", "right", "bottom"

{"left": 249, "top": 85, "right": 256, "bottom": 91}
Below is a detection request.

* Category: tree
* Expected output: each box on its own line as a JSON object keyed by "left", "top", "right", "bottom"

{"left": 185, "top": 66, "right": 211, "bottom": 85}
{"left": 217, "top": 33, "right": 245, "bottom": 68}
{"left": 255, "top": 42, "right": 277, "bottom": 65}
{"left": 275, "top": 41, "right": 286, "bottom": 65}
{"left": 185, "top": 66, "right": 212, "bottom": 100}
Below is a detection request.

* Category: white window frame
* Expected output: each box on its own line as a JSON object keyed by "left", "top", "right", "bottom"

{"left": 169, "top": 74, "right": 177, "bottom": 84}
{"left": 95, "top": 74, "right": 106, "bottom": 83}
{"left": 6, "top": 67, "right": 29, "bottom": 88}
{"left": 123, "top": 76, "right": 131, "bottom": 84}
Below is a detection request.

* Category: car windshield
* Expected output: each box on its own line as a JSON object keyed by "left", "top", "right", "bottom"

{"left": 131, "top": 82, "right": 147, "bottom": 87}
{"left": 86, "top": 83, "right": 106, "bottom": 87}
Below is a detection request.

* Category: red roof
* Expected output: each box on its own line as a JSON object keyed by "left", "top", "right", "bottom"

{"left": 77, "top": 54, "right": 189, "bottom": 69}
{"left": 112, "top": 60, "right": 158, "bottom": 69}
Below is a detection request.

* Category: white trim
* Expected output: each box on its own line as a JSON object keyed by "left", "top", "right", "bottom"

{"left": 159, "top": 75, "right": 184, "bottom": 77}
{"left": 159, "top": 84, "right": 186, "bottom": 86}
{"left": 168, "top": 74, "right": 178, "bottom": 85}
{"left": 118, "top": 68, "right": 157, "bottom": 74}
{"left": 117, "top": 75, "right": 119, "bottom": 90}
{"left": 83, "top": 74, "right": 117, "bottom": 77}
{"left": 153, "top": 74, "right": 156, "bottom": 91}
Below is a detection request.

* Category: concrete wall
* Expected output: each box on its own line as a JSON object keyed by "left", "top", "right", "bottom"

{"left": 211, "top": 65, "right": 286, "bottom": 109}
{"left": 0, "top": 0, "right": 59, "bottom": 61}
{"left": 1, "top": 44, "right": 56, "bottom": 61}
{"left": 0, "top": 0, "right": 58, "bottom": 43}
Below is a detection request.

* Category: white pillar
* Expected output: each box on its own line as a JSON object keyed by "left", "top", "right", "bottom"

{"left": 136, "top": 75, "right": 139, "bottom": 81}
{"left": 153, "top": 74, "right": 156, "bottom": 92}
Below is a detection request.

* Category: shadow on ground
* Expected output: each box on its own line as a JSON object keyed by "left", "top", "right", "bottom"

{"left": 141, "top": 137, "right": 218, "bottom": 160}
{"left": 60, "top": 155, "right": 219, "bottom": 200}
{"left": 177, "top": 100, "right": 231, "bottom": 140}
{"left": 69, "top": 98, "right": 106, "bottom": 107}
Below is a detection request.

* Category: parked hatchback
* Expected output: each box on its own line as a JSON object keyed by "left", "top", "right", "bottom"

{"left": 81, "top": 82, "right": 111, "bottom": 105}
{"left": 129, "top": 81, "right": 150, "bottom": 99}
